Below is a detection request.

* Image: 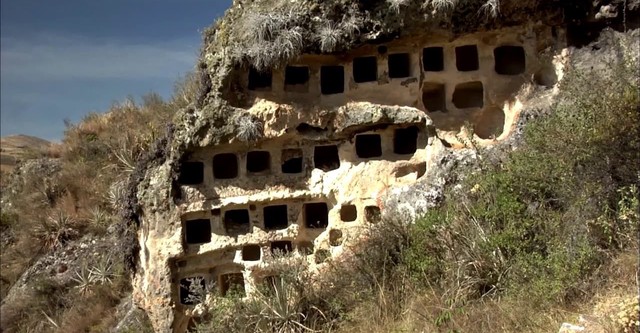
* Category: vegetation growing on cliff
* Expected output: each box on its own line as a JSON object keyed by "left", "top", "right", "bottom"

{"left": 0, "top": 72, "right": 200, "bottom": 332}
{"left": 190, "top": 44, "right": 640, "bottom": 333}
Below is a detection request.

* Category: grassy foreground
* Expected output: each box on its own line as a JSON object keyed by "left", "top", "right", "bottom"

{"left": 189, "top": 48, "right": 639, "bottom": 333}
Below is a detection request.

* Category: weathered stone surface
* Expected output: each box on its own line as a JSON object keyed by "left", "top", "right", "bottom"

{"left": 123, "top": 1, "right": 639, "bottom": 331}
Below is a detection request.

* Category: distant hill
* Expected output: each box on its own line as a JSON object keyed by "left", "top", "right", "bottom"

{"left": 0, "top": 135, "right": 54, "bottom": 174}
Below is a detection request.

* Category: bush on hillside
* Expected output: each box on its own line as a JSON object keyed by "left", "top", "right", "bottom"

{"left": 192, "top": 41, "right": 639, "bottom": 332}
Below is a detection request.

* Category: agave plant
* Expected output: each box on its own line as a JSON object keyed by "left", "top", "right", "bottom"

{"left": 88, "top": 207, "right": 111, "bottom": 229}
{"left": 89, "top": 255, "right": 117, "bottom": 285}
{"left": 235, "top": 115, "right": 264, "bottom": 143}
{"left": 71, "top": 264, "right": 94, "bottom": 296}
{"left": 246, "top": 276, "right": 323, "bottom": 333}
{"left": 35, "top": 210, "right": 76, "bottom": 250}
{"left": 387, "top": 0, "right": 409, "bottom": 14}
{"left": 480, "top": 0, "right": 500, "bottom": 18}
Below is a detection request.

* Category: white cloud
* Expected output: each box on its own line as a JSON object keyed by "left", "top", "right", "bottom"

{"left": 1, "top": 32, "right": 198, "bottom": 82}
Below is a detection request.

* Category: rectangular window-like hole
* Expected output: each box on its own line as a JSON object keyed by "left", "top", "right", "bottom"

{"left": 329, "top": 229, "right": 343, "bottom": 246}
{"left": 180, "top": 277, "right": 205, "bottom": 305}
{"left": 353, "top": 56, "right": 378, "bottom": 83}
{"left": 423, "top": 47, "right": 444, "bottom": 71}
{"left": 388, "top": 53, "right": 411, "bottom": 78}
{"left": 224, "top": 209, "right": 250, "bottom": 236}
{"left": 220, "top": 273, "right": 245, "bottom": 297}
{"left": 179, "top": 162, "right": 204, "bottom": 185}
{"left": 394, "top": 126, "right": 419, "bottom": 155}
{"left": 185, "top": 219, "right": 211, "bottom": 244}
{"left": 242, "top": 245, "right": 261, "bottom": 261}
{"left": 494, "top": 45, "right": 525, "bottom": 75}
{"left": 355, "top": 134, "right": 382, "bottom": 158}
{"left": 247, "top": 151, "right": 270, "bottom": 174}
{"left": 263, "top": 205, "right": 288, "bottom": 230}
{"left": 248, "top": 67, "right": 272, "bottom": 91}
{"left": 365, "top": 206, "right": 381, "bottom": 223}
{"left": 320, "top": 66, "right": 344, "bottom": 95}
{"left": 304, "top": 202, "right": 329, "bottom": 228}
{"left": 297, "top": 241, "right": 314, "bottom": 255}
{"left": 271, "top": 240, "right": 293, "bottom": 255}
{"left": 455, "top": 45, "right": 479, "bottom": 72}
{"left": 314, "top": 145, "right": 340, "bottom": 171}
{"left": 281, "top": 148, "right": 303, "bottom": 174}
{"left": 340, "top": 204, "right": 357, "bottom": 222}
{"left": 422, "top": 82, "right": 446, "bottom": 112}
{"left": 285, "top": 66, "right": 310, "bottom": 92}
{"left": 213, "top": 153, "right": 238, "bottom": 179}
{"left": 452, "top": 81, "right": 484, "bottom": 109}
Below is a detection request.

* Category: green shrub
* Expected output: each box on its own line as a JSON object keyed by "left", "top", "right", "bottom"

{"left": 192, "top": 40, "right": 639, "bottom": 333}
{"left": 407, "top": 55, "right": 639, "bottom": 307}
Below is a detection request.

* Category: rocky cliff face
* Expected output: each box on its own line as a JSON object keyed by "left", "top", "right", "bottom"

{"left": 123, "top": 1, "right": 638, "bottom": 332}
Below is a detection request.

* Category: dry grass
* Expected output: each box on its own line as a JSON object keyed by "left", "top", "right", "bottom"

{"left": 0, "top": 88, "right": 184, "bottom": 332}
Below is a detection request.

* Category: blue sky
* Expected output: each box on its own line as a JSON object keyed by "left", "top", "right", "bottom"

{"left": 1, "top": 0, "right": 232, "bottom": 141}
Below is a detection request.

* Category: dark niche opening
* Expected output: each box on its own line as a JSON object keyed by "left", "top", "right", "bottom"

{"left": 355, "top": 134, "right": 382, "bottom": 158}
{"left": 213, "top": 153, "right": 238, "bottom": 179}
{"left": 180, "top": 277, "right": 205, "bottom": 305}
{"left": 220, "top": 273, "right": 245, "bottom": 297}
{"left": 281, "top": 148, "right": 303, "bottom": 174}
{"left": 179, "top": 162, "right": 204, "bottom": 185}
{"left": 329, "top": 229, "right": 343, "bottom": 246}
{"left": 185, "top": 219, "right": 211, "bottom": 244}
{"left": 224, "top": 209, "right": 250, "bottom": 236}
{"left": 394, "top": 126, "right": 419, "bottom": 155}
{"left": 422, "top": 82, "right": 446, "bottom": 113}
{"left": 388, "top": 53, "right": 411, "bottom": 78}
{"left": 242, "top": 245, "right": 261, "bottom": 261}
{"left": 365, "top": 206, "right": 381, "bottom": 223}
{"left": 297, "top": 241, "right": 314, "bottom": 255}
{"left": 304, "top": 202, "right": 329, "bottom": 229}
{"left": 455, "top": 45, "right": 479, "bottom": 72}
{"left": 320, "top": 66, "right": 344, "bottom": 95}
{"left": 423, "top": 47, "right": 444, "bottom": 71}
{"left": 314, "top": 145, "right": 340, "bottom": 171}
{"left": 395, "top": 162, "right": 427, "bottom": 179}
{"left": 246, "top": 151, "right": 270, "bottom": 174}
{"left": 452, "top": 81, "right": 484, "bottom": 109}
{"left": 263, "top": 205, "right": 288, "bottom": 230}
{"left": 494, "top": 46, "right": 526, "bottom": 75}
{"left": 474, "top": 107, "right": 505, "bottom": 139}
{"left": 285, "top": 66, "right": 310, "bottom": 92}
{"left": 296, "top": 123, "right": 326, "bottom": 134}
{"left": 353, "top": 56, "right": 378, "bottom": 83}
{"left": 270, "top": 240, "right": 293, "bottom": 255}
{"left": 248, "top": 67, "right": 272, "bottom": 91}
{"left": 340, "top": 204, "right": 357, "bottom": 222}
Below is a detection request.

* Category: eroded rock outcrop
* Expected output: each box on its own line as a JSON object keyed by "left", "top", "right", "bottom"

{"left": 122, "top": 1, "right": 638, "bottom": 332}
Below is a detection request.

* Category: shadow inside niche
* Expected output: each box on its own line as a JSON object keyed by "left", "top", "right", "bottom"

{"left": 473, "top": 107, "right": 505, "bottom": 139}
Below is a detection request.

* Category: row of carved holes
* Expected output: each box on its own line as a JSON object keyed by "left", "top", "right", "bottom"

{"left": 178, "top": 240, "right": 312, "bottom": 304}
{"left": 179, "top": 127, "right": 419, "bottom": 184}
{"left": 180, "top": 204, "right": 382, "bottom": 304}
{"left": 249, "top": 53, "right": 412, "bottom": 95}
{"left": 422, "top": 81, "right": 485, "bottom": 112}
{"left": 184, "top": 203, "right": 382, "bottom": 244}
{"left": 248, "top": 45, "right": 525, "bottom": 93}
